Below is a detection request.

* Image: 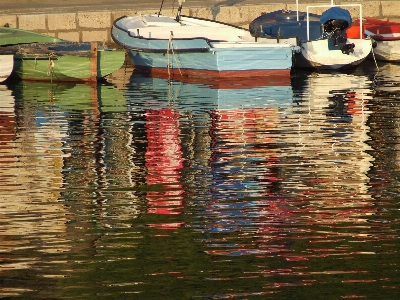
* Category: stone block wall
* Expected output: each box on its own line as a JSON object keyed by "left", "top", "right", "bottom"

{"left": 0, "top": 1, "right": 399, "bottom": 43}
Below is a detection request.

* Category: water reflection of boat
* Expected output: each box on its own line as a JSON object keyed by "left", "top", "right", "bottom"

{"left": 0, "top": 84, "right": 16, "bottom": 147}
{"left": 6, "top": 80, "right": 134, "bottom": 228}
{"left": 0, "top": 81, "right": 128, "bottom": 297}
{"left": 366, "top": 62, "right": 400, "bottom": 194}
{"left": 128, "top": 72, "right": 295, "bottom": 110}
{"left": 372, "top": 62, "right": 400, "bottom": 97}
{"left": 285, "top": 71, "right": 375, "bottom": 218}
{"left": 128, "top": 72, "right": 297, "bottom": 230}
{"left": 197, "top": 70, "right": 377, "bottom": 259}
{"left": 0, "top": 83, "right": 71, "bottom": 275}
{"left": 7, "top": 80, "right": 126, "bottom": 113}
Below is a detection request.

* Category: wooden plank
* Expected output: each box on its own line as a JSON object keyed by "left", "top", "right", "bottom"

{"left": 90, "top": 42, "right": 98, "bottom": 82}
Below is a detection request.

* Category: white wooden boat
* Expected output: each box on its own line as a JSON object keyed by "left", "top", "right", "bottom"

{"left": 0, "top": 55, "right": 14, "bottom": 82}
{"left": 249, "top": 0, "right": 374, "bottom": 70}
{"left": 347, "top": 18, "right": 400, "bottom": 62}
{"left": 111, "top": 0, "right": 299, "bottom": 80}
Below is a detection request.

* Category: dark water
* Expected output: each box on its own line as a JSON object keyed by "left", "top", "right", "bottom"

{"left": 1, "top": 60, "right": 399, "bottom": 299}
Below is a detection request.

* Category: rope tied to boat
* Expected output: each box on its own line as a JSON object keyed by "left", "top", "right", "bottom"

{"left": 47, "top": 52, "right": 57, "bottom": 82}
{"left": 167, "top": 31, "right": 183, "bottom": 81}
{"left": 369, "top": 37, "right": 379, "bottom": 72}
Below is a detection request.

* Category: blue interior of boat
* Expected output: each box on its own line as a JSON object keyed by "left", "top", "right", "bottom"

{"left": 261, "top": 21, "right": 322, "bottom": 41}
{"left": 250, "top": 7, "right": 352, "bottom": 42}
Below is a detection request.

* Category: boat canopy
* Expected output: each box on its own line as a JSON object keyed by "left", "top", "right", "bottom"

{"left": 320, "top": 7, "right": 352, "bottom": 30}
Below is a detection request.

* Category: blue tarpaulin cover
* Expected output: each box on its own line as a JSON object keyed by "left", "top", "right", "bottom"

{"left": 320, "top": 7, "right": 352, "bottom": 29}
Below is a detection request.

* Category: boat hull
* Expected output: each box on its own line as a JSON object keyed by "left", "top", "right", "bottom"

{"left": 294, "top": 38, "right": 373, "bottom": 70}
{"left": 0, "top": 55, "right": 13, "bottom": 82}
{"left": 249, "top": 6, "right": 372, "bottom": 70}
{"left": 371, "top": 39, "right": 400, "bottom": 62}
{"left": 126, "top": 45, "right": 294, "bottom": 79}
{"left": 8, "top": 45, "right": 125, "bottom": 82}
{"left": 112, "top": 14, "right": 298, "bottom": 79}
{"left": 347, "top": 18, "right": 400, "bottom": 62}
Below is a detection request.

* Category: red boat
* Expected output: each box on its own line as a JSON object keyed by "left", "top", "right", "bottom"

{"left": 347, "top": 18, "right": 400, "bottom": 62}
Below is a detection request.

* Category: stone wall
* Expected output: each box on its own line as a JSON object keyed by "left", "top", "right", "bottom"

{"left": 0, "top": 1, "right": 399, "bottom": 43}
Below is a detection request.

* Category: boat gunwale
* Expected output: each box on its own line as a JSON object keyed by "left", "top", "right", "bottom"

{"left": 371, "top": 35, "right": 400, "bottom": 41}
{"left": 112, "top": 14, "right": 291, "bottom": 51}
{"left": 0, "top": 43, "right": 118, "bottom": 58}
{"left": 113, "top": 14, "right": 251, "bottom": 32}
{"left": 112, "top": 16, "right": 213, "bottom": 51}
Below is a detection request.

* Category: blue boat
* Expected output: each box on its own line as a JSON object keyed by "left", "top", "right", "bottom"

{"left": 249, "top": 1, "right": 374, "bottom": 69}
{"left": 111, "top": 1, "right": 299, "bottom": 81}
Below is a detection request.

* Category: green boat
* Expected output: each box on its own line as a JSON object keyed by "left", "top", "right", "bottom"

{"left": 0, "top": 26, "right": 125, "bottom": 83}
{"left": 1, "top": 41, "right": 126, "bottom": 83}
{"left": 0, "top": 25, "right": 63, "bottom": 46}
{"left": 0, "top": 25, "right": 58, "bottom": 82}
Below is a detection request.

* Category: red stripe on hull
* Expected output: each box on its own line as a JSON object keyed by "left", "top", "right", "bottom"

{"left": 134, "top": 66, "right": 291, "bottom": 88}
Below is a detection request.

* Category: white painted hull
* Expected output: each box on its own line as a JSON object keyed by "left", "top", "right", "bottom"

{"left": 347, "top": 18, "right": 400, "bottom": 62}
{"left": 295, "top": 38, "right": 373, "bottom": 70}
{"left": 112, "top": 14, "right": 299, "bottom": 78}
{"left": 0, "top": 55, "right": 13, "bottom": 82}
{"left": 372, "top": 39, "right": 400, "bottom": 62}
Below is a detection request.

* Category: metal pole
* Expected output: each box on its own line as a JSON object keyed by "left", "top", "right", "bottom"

{"left": 158, "top": 0, "right": 165, "bottom": 17}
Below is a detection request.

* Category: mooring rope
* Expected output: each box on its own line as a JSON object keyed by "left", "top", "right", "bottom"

{"left": 370, "top": 39, "right": 379, "bottom": 72}
{"left": 167, "top": 32, "right": 183, "bottom": 81}
{"left": 167, "top": 34, "right": 172, "bottom": 79}
{"left": 46, "top": 52, "right": 58, "bottom": 83}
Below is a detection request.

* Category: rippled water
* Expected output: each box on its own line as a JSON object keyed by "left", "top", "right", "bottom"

{"left": 0, "top": 60, "right": 399, "bottom": 299}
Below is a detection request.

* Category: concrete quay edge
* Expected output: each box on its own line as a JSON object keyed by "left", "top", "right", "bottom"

{"left": 0, "top": 1, "right": 400, "bottom": 44}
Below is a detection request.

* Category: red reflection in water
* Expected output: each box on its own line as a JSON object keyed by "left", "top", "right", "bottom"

{"left": 145, "top": 108, "right": 184, "bottom": 229}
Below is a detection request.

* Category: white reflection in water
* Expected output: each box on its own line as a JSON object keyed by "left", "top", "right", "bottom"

{"left": 0, "top": 83, "right": 70, "bottom": 277}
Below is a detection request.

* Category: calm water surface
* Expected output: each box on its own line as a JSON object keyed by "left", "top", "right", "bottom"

{"left": 0, "top": 61, "right": 399, "bottom": 299}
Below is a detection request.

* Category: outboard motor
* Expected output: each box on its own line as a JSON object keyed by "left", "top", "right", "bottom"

{"left": 323, "top": 19, "right": 349, "bottom": 32}
{"left": 339, "top": 41, "right": 355, "bottom": 54}
{"left": 320, "top": 7, "right": 355, "bottom": 54}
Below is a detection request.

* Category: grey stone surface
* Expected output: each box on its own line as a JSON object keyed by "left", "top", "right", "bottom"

{"left": 0, "top": 0, "right": 399, "bottom": 43}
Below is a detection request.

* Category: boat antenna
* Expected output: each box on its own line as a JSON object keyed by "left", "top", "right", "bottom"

{"left": 158, "top": 0, "right": 165, "bottom": 17}
{"left": 175, "top": 0, "right": 185, "bottom": 21}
